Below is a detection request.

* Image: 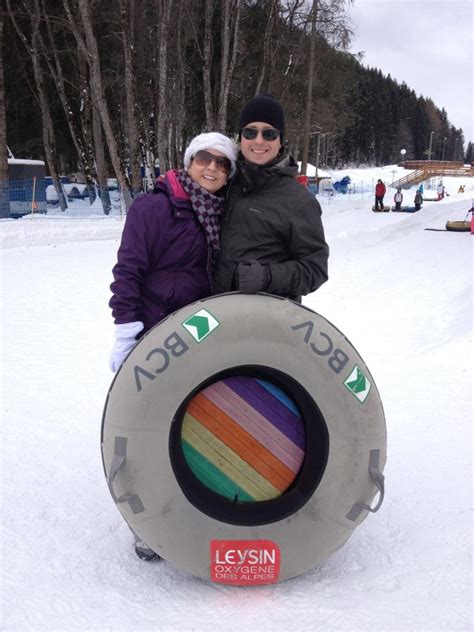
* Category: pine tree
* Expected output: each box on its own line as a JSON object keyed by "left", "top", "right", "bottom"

{"left": 464, "top": 141, "right": 473, "bottom": 163}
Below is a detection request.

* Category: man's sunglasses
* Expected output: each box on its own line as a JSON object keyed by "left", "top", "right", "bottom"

{"left": 193, "top": 150, "right": 231, "bottom": 173}
{"left": 241, "top": 127, "right": 280, "bottom": 141}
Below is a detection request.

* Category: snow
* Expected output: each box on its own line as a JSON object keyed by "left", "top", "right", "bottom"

{"left": 1, "top": 166, "right": 472, "bottom": 631}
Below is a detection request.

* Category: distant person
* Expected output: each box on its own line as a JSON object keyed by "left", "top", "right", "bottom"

{"left": 418, "top": 183, "right": 424, "bottom": 196}
{"left": 393, "top": 187, "right": 403, "bottom": 211}
{"left": 437, "top": 182, "right": 445, "bottom": 200}
{"left": 374, "top": 179, "right": 386, "bottom": 211}
{"left": 458, "top": 185, "right": 465, "bottom": 193}
{"left": 414, "top": 190, "right": 423, "bottom": 211}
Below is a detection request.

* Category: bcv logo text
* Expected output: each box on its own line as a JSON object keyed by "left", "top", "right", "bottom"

{"left": 210, "top": 540, "right": 281, "bottom": 585}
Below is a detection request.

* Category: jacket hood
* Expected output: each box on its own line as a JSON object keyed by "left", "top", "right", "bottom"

{"left": 154, "top": 170, "right": 191, "bottom": 210}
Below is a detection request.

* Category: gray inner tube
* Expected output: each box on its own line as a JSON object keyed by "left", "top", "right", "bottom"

{"left": 101, "top": 293, "right": 387, "bottom": 584}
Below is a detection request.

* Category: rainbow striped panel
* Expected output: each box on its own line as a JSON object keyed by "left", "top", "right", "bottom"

{"left": 181, "top": 377, "right": 306, "bottom": 502}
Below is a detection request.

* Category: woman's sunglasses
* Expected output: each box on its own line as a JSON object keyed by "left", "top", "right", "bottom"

{"left": 241, "top": 127, "right": 280, "bottom": 141}
{"left": 193, "top": 150, "right": 231, "bottom": 173}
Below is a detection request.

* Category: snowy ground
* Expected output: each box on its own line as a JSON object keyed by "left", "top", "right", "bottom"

{"left": 1, "top": 167, "right": 472, "bottom": 631}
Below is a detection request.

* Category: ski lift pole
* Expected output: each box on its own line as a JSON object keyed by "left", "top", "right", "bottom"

{"left": 31, "top": 176, "right": 36, "bottom": 214}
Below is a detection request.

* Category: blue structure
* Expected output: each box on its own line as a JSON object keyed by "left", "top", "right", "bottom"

{"left": 45, "top": 176, "right": 70, "bottom": 187}
{"left": 9, "top": 179, "right": 47, "bottom": 217}
{"left": 8, "top": 159, "right": 47, "bottom": 217}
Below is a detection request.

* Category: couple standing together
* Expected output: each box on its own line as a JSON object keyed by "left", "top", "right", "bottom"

{"left": 109, "top": 94, "right": 329, "bottom": 372}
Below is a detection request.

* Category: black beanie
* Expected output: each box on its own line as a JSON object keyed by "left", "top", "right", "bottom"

{"left": 239, "top": 94, "right": 285, "bottom": 138}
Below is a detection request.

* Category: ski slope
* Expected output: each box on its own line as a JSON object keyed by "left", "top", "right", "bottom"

{"left": 1, "top": 170, "right": 472, "bottom": 631}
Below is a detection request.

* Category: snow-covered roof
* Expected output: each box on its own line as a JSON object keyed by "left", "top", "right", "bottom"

{"left": 63, "top": 183, "right": 87, "bottom": 193}
{"left": 8, "top": 158, "right": 45, "bottom": 166}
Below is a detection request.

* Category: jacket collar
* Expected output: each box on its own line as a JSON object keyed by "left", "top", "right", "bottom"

{"left": 235, "top": 151, "right": 298, "bottom": 192}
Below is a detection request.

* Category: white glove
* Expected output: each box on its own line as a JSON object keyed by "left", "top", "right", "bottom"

{"left": 109, "top": 321, "right": 144, "bottom": 372}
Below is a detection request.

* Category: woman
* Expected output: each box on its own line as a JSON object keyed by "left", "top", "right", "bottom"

{"left": 109, "top": 132, "right": 237, "bottom": 373}
{"left": 108, "top": 133, "right": 236, "bottom": 562}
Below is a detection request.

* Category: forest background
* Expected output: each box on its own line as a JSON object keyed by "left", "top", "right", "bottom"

{"left": 1, "top": 0, "right": 472, "bottom": 212}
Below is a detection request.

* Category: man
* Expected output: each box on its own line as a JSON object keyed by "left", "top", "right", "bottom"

{"left": 214, "top": 94, "right": 328, "bottom": 301}
{"left": 374, "top": 179, "right": 386, "bottom": 211}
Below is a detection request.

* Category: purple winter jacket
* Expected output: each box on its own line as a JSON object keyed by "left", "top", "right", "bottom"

{"left": 109, "top": 171, "right": 212, "bottom": 333}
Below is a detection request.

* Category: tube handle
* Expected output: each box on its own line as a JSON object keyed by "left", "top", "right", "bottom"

{"left": 107, "top": 436, "right": 145, "bottom": 514}
{"left": 346, "top": 449, "right": 385, "bottom": 522}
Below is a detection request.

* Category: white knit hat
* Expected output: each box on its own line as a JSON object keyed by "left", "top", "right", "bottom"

{"left": 183, "top": 132, "right": 237, "bottom": 177}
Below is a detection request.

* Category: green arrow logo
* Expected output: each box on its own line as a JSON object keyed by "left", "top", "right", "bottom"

{"left": 182, "top": 308, "right": 220, "bottom": 343}
{"left": 185, "top": 315, "right": 209, "bottom": 339}
{"left": 346, "top": 368, "right": 366, "bottom": 393}
{"left": 344, "top": 365, "right": 371, "bottom": 403}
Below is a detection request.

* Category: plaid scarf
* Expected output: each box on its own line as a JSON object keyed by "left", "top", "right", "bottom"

{"left": 176, "top": 170, "right": 224, "bottom": 251}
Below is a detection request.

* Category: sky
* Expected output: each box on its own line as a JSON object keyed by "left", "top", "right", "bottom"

{"left": 1, "top": 166, "right": 472, "bottom": 629}
{"left": 348, "top": 0, "right": 474, "bottom": 146}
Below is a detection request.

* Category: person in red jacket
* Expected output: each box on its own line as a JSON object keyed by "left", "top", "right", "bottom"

{"left": 375, "top": 179, "right": 386, "bottom": 211}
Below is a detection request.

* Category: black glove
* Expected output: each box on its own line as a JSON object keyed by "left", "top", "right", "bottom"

{"left": 236, "top": 261, "right": 270, "bottom": 294}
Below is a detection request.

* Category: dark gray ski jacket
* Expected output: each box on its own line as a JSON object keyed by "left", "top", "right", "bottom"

{"left": 214, "top": 153, "right": 329, "bottom": 300}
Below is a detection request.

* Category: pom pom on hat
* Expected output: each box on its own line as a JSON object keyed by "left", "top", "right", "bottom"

{"left": 183, "top": 132, "right": 237, "bottom": 177}
{"left": 239, "top": 94, "right": 285, "bottom": 138}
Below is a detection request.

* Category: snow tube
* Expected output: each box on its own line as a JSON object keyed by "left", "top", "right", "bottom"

{"left": 445, "top": 220, "right": 470, "bottom": 232}
{"left": 101, "top": 293, "right": 386, "bottom": 585}
{"left": 391, "top": 206, "right": 419, "bottom": 213}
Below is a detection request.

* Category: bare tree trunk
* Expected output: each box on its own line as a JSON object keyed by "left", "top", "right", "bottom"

{"left": 31, "top": 5, "right": 68, "bottom": 211}
{"left": 197, "top": 0, "right": 242, "bottom": 133}
{"left": 0, "top": 13, "right": 10, "bottom": 218}
{"left": 156, "top": 0, "right": 172, "bottom": 174}
{"left": 64, "top": 0, "right": 133, "bottom": 211}
{"left": 92, "top": 103, "right": 111, "bottom": 215}
{"left": 216, "top": 0, "right": 231, "bottom": 131}
{"left": 173, "top": 11, "right": 186, "bottom": 168}
{"left": 77, "top": 50, "right": 100, "bottom": 203}
{"left": 301, "top": 0, "right": 318, "bottom": 176}
{"left": 8, "top": 0, "right": 68, "bottom": 211}
{"left": 40, "top": 0, "right": 95, "bottom": 198}
{"left": 216, "top": 0, "right": 241, "bottom": 131}
{"left": 255, "top": 0, "right": 277, "bottom": 95}
{"left": 120, "top": 0, "right": 141, "bottom": 194}
{"left": 136, "top": 102, "right": 156, "bottom": 187}
{"left": 277, "top": 1, "right": 307, "bottom": 107}
{"left": 202, "top": 0, "right": 215, "bottom": 129}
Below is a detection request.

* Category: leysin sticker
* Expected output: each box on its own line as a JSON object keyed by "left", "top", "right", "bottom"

{"left": 210, "top": 540, "right": 281, "bottom": 585}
